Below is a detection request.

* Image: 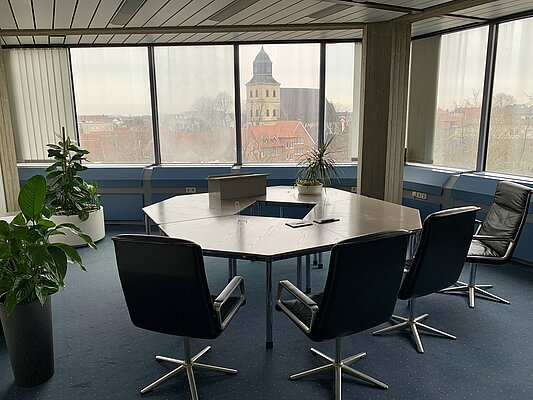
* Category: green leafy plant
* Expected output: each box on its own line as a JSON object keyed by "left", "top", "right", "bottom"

{"left": 296, "top": 137, "right": 340, "bottom": 187}
{"left": 0, "top": 175, "right": 95, "bottom": 314}
{"left": 45, "top": 129, "right": 100, "bottom": 221}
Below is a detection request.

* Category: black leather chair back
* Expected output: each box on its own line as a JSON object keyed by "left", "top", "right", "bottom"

{"left": 398, "top": 207, "right": 479, "bottom": 300}
{"left": 310, "top": 231, "right": 410, "bottom": 342}
{"left": 113, "top": 234, "right": 221, "bottom": 340}
{"left": 476, "top": 181, "right": 532, "bottom": 258}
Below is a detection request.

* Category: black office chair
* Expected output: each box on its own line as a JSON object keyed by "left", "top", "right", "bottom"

{"left": 276, "top": 230, "right": 410, "bottom": 399}
{"left": 113, "top": 234, "right": 245, "bottom": 399}
{"left": 440, "top": 181, "right": 532, "bottom": 308}
{"left": 373, "top": 206, "right": 479, "bottom": 353}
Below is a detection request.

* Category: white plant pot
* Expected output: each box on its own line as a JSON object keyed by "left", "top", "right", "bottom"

{"left": 297, "top": 183, "right": 323, "bottom": 195}
{"left": 49, "top": 206, "right": 105, "bottom": 247}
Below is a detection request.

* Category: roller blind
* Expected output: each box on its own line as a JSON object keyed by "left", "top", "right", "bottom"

{"left": 0, "top": 160, "right": 6, "bottom": 213}
{"left": 5, "top": 48, "right": 75, "bottom": 162}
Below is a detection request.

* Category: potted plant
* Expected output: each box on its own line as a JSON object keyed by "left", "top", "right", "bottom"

{"left": 45, "top": 128, "right": 105, "bottom": 246}
{"left": 296, "top": 137, "right": 340, "bottom": 195}
{"left": 0, "top": 175, "right": 95, "bottom": 387}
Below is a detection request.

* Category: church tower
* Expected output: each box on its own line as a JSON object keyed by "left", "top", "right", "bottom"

{"left": 245, "top": 47, "right": 280, "bottom": 125}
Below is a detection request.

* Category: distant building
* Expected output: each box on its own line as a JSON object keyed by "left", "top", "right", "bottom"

{"left": 245, "top": 47, "right": 281, "bottom": 126}
{"left": 243, "top": 47, "right": 318, "bottom": 162}
{"left": 243, "top": 120, "right": 314, "bottom": 163}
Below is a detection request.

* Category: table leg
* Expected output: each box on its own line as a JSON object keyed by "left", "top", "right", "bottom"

{"left": 313, "top": 253, "right": 318, "bottom": 265}
{"left": 266, "top": 260, "right": 273, "bottom": 349}
{"left": 297, "top": 257, "right": 302, "bottom": 289}
{"left": 305, "top": 255, "right": 311, "bottom": 294}
{"left": 144, "top": 214, "right": 152, "bottom": 235}
{"left": 318, "top": 252, "right": 323, "bottom": 269}
{"left": 228, "top": 258, "right": 237, "bottom": 281}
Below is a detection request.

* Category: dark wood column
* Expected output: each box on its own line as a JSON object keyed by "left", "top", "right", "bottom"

{"left": 0, "top": 47, "right": 20, "bottom": 211}
{"left": 357, "top": 21, "right": 411, "bottom": 204}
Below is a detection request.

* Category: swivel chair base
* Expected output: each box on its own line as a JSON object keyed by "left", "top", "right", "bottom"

{"left": 140, "top": 338, "right": 237, "bottom": 400}
{"left": 439, "top": 263, "right": 510, "bottom": 308}
{"left": 372, "top": 298, "right": 456, "bottom": 353}
{"left": 290, "top": 338, "right": 388, "bottom": 400}
{"left": 373, "top": 313, "right": 456, "bottom": 354}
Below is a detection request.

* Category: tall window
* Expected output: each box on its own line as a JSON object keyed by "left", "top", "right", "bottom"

{"left": 154, "top": 46, "right": 235, "bottom": 163}
{"left": 433, "top": 27, "right": 488, "bottom": 169}
{"left": 486, "top": 17, "right": 533, "bottom": 177}
{"left": 5, "top": 48, "right": 75, "bottom": 161}
{"left": 240, "top": 44, "right": 320, "bottom": 163}
{"left": 70, "top": 47, "right": 154, "bottom": 164}
{"left": 325, "top": 43, "right": 361, "bottom": 163}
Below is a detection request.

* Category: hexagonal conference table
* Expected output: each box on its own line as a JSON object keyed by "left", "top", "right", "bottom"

{"left": 143, "top": 186, "right": 422, "bottom": 348}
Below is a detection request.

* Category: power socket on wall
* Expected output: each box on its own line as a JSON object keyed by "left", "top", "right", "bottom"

{"left": 186, "top": 187, "right": 197, "bottom": 194}
{"left": 411, "top": 191, "right": 428, "bottom": 200}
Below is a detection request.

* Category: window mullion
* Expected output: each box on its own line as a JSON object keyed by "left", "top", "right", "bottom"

{"left": 148, "top": 46, "right": 161, "bottom": 165}
{"left": 234, "top": 44, "right": 242, "bottom": 166}
{"left": 476, "top": 23, "right": 499, "bottom": 172}
{"left": 318, "top": 42, "right": 326, "bottom": 147}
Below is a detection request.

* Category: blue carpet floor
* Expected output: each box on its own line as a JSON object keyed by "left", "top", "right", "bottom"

{"left": 1, "top": 225, "right": 532, "bottom": 400}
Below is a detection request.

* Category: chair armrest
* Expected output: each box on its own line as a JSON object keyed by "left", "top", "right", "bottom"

{"left": 473, "top": 234, "right": 513, "bottom": 242}
{"left": 213, "top": 276, "right": 245, "bottom": 330}
{"left": 276, "top": 280, "right": 319, "bottom": 334}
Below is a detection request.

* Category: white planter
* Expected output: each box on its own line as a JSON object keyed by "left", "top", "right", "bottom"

{"left": 297, "top": 183, "right": 323, "bottom": 195}
{"left": 50, "top": 206, "right": 105, "bottom": 247}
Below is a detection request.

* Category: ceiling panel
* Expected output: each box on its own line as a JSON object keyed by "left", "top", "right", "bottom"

{"left": 142, "top": 0, "right": 192, "bottom": 27}
{"left": 90, "top": 0, "right": 122, "bottom": 28}
{"left": 53, "top": 0, "right": 77, "bottom": 29}
{"left": 411, "top": 16, "right": 474, "bottom": 36}
{"left": 179, "top": 32, "right": 211, "bottom": 43}
{"left": 214, "top": 0, "right": 280, "bottom": 26}
{"left": 379, "top": 0, "right": 449, "bottom": 8}
{"left": 71, "top": 0, "right": 100, "bottom": 29}
{"left": 137, "top": 33, "right": 163, "bottom": 43}
{"left": 223, "top": 30, "right": 269, "bottom": 42}
{"left": 107, "top": 34, "right": 131, "bottom": 44}
{"left": 10, "top": 0, "right": 33, "bottom": 29}
{"left": 64, "top": 35, "right": 81, "bottom": 45}
{"left": 0, "top": 1, "right": 17, "bottom": 29}
{"left": 18, "top": 35, "right": 34, "bottom": 45}
{"left": 177, "top": 0, "right": 235, "bottom": 26}
{"left": 250, "top": 1, "right": 320, "bottom": 25}
{"left": 459, "top": 0, "right": 533, "bottom": 19}
{"left": 272, "top": 1, "right": 338, "bottom": 24}
{"left": 34, "top": 35, "right": 49, "bottom": 44}
{"left": 152, "top": 33, "right": 176, "bottom": 43}
{"left": 2, "top": 36, "right": 19, "bottom": 45}
{"left": 236, "top": 1, "right": 300, "bottom": 25}
{"left": 93, "top": 34, "right": 114, "bottom": 44}
{"left": 124, "top": 33, "right": 147, "bottom": 43}
{"left": 79, "top": 35, "right": 98, "bottom": 44}
{"left": 164, "top": 0, "right": 223, "bottom": 26}
{"left": 126, "top": 0, "right": 170, "bottom": 27}
{"left": 0, "top": 0, "right": 532, "bottom": 47}
{"left": 33, "top": 0, "right": 54, "bottom": 29}
{"left": 260, "top": 30, "right": 303, "bottom": 41}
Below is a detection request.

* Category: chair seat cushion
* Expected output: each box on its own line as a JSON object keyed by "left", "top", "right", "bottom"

{"left": 467, "top": 240, "right": 505, "bottom": 262}
{"left": 278, "top": 293, "right": 323, "bottom": 328}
